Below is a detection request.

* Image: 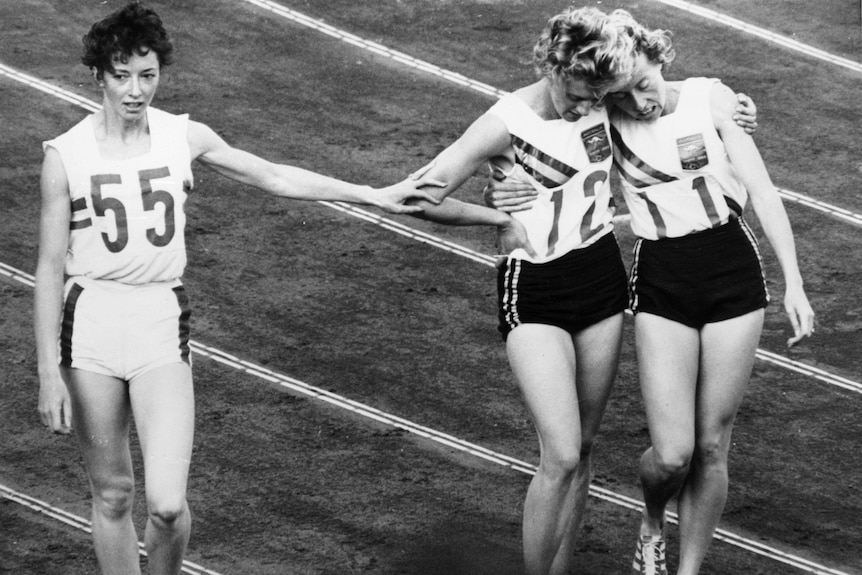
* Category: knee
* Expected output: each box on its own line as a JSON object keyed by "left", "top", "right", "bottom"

{"left": 92, "top": 478, "right": 135, "bottom": 520}
{"left": 147, "top": 496, "right": 188, "bottom": 529}
{"left": 539, "top": 446, "right": 586, "bottom": 481}
{"left": 694, "top": 437, "right": 730, "bottom": 471}
{"left": 649, "top": 446, "right": 692, "bottom": 480}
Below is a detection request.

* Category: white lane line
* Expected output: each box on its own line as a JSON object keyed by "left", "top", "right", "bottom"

{"left": 0, "top": 63, "right": 100, "bottom": 112}
{"left": 779, "top": 188, "right": 862, "bottom": 227}
{"left": 0, "top": 484, "right": 224, "bottom": 575}
{"left": 241, "top": 0, "right": 507, "bottom": 99}
{"left": 0, "top": 261, "right": 36, "bottom": 287}
{"left": 651, "top": 0, "right": 862, "bottom": 74}
{"left": 756, "top": 349, "right": 862, "bottom": 394}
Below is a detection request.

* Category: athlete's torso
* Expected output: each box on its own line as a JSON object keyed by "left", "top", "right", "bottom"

{"left": 610, "top": 77, "right": 748, "bottom": 240}
{"left": 486, "top": 94, "right": 616, "bottom": 263}
{"left": 44, "top": 107, "right": 194, "bottom": 284}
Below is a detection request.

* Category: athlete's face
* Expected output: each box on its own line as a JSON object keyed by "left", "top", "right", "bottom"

{"left": 100, "top": 49, "right": 160, "bottom": 122}
{"left": 547, "top": 74, "right": 605, "bottom": 122}
{"left": 607, "top": 53, "right": 667, "bottom": 122}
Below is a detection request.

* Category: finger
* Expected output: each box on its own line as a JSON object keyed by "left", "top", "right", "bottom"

{"left": 497, "top": 204, "right": 534, "bottom": 214}
{"left": 62, "top": 401, "right": 74, "bottom": 433}
{"left": 414, "top": 177, "right": 447, "bottom": 189}
{"left": 802, "top": 312, "right": 815, "bottom": 336}
{"left": 735, "top": 93, "right": 752, "bottom": 107}
{"left": 390, "top": 205, "right": 426, "bottom": 215}
{"left": 786, "top": 333, "right": 806, "bottom": 349}
{"left": 411, "top": 191, "right": 441, "bottom": 204}
{"left": 495, "top": 184, "right": 537, "bottom": 193}
{"left": 49, "top": 407, "right": 65, "bottom": 433}
{"left": 489, "top": 187, "right": 538, "bottom": 197}
{"left": 409, "top": 159, "right": 436, "bottom": 180}
{"left": 504, "top": 190, "right": 539, "bottom": 201}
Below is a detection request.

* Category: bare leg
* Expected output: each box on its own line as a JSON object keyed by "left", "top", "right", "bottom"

{"left": 676, "top": 310, "right": 763, "bottom": 575}
{"left": 549, "top": 314, "right": 623, "bottom": 574}
{"left": 634, "top": 314, "right": 700, "bottom": 539}
{"left": 508, "top": 314, "right": 623, "bottom": 575}
{"left": 66, "top": 368, "right": 141, "bottom": 575}
{"left": 130, "top": 363, "right": 195, "bottom": 575}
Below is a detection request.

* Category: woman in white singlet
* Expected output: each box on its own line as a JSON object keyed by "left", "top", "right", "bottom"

{"left": 33, "top": 4, "right": 440, "bottom": 574}
{"left": 604, "top": 13, "right": 814, "bottom": 575}
{"left": 393, "top": 8, "right": 642, "bottom": 574}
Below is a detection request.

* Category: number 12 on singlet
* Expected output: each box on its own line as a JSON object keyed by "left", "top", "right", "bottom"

{"left": 546, "top": 169, "right": 608, "bottom": 256}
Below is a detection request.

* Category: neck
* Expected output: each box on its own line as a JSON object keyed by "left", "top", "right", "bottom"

{"left": 95, "top": 107, "right": 149, "bottom": 142}
{"left": 529, "top": 79, "right": 560, "bottom": 120}
{"left": 661, "top": 82, "right": 682, "bottom": 116}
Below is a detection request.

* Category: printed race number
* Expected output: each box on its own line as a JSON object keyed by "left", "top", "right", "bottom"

{"left": 88, "top": 167, "right": 176, "bottom": 252}
{"left": 546, "top": 169, "right": 607, "bottom": 256}
{"left": 641, "top": 176, "right": 721, "bottom": 239}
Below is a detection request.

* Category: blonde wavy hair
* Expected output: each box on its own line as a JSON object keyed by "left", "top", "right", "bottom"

{"left": 532, "top": 6, "right": 636, "bottom": 92}
{"left": 607, "top": 9, "right": 676, "bottom": 67}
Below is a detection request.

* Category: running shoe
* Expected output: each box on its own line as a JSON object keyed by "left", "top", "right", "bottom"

{"left": 631, "top": 533, "right": 668, "bottom": 575}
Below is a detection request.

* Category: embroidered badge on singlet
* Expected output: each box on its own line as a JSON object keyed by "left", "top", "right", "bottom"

{"left": 581, "top": 124, "right": 612, "bottom": 163}
{"left": 677, "top": 134, "right": 709, "bottom": 170}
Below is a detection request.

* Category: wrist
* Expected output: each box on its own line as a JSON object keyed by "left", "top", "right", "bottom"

{"left": 362, "top": 185, "right": 384, "bottom": 207}
{"left": 784, "top": 275, "right": 804, "bottom": 290}
{"left": 495, "top": 213, "right": 515, "bottom": 228}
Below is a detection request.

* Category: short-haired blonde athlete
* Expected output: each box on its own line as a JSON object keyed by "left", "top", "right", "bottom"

{"left": 606, "top": 11, "right": 813, "bottom": 575}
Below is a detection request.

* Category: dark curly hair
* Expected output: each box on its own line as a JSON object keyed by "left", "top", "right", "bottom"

{"left": 81, "top": 2, "right": 174, "bottom": 79}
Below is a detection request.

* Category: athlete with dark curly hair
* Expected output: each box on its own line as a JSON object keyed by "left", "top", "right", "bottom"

{"left": 34, "top": 3, "right": 440, "bottom": 574}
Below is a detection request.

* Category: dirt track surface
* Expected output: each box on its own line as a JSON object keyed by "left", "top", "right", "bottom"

{"left": 1, "top": 1, "right": 861, "bottom": 574}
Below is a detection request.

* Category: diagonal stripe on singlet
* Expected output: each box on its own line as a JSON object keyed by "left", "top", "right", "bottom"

{"left": 609, "top": 124, "right": 678, "bottom": 189}
{"left": 511, "top": 135, "right": 579, "bottom": 188}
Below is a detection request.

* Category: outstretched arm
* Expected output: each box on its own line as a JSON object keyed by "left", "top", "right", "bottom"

{"left": 402, "top": 113, "right": 515, "bottom": 224}
{"left": 187, "top": 121, "right": 442, "bottom": 214}
{"left": 712, "top": 83, "right": 813, "bottom": 344}
{"left": 399, "top": 113, "right": 538, "bottom": 256}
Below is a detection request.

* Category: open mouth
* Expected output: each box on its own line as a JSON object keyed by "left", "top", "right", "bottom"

{"left": 637, "top": 106, "right": 656, "bottom": 119}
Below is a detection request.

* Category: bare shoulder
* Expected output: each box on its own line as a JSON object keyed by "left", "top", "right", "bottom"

{"left": 40, "top": 146, "right": 69, "bottom": 190}
{"left": 709, "top": 82, "right": 739, "bottom": 116}
{"left": 187, "top": 120, "right": 225, "bottom": 161}
{"left": 709, "top": 81, "right": 743, "bottom": 133}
